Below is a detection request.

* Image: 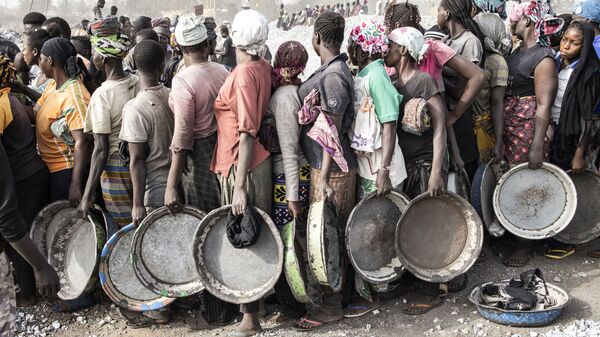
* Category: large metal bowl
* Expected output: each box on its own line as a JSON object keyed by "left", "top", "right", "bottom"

{"left": 395, "top": 192, "right": 483, "bottom": 283}
{"left": 307, "top": 198, "right": 343, "bottom": 292}
{"left": 193, "top": 206, "right": 283, "bottom": 304}
{"left": 281, "top": 219, "right": 310, "bottom": 303}
{"left": 49, "top": 216, "right": 106, "bottom": 300}
{"left": 554, "top": 170, "right": 600, "bottom": 244}
{"left": 471, "top": 161, "right": 506, "bottom": 238}
{"left": 469, "top": 281, "right": 569, "bottom": 327}
{"left": 493, "top": 163, "right": 577, "bottom": 240}
{"left": 131, "top": 206, "right": 206, "bottom": 298}
{"left": 346, "top": 191, "right": 409, "bottom": 284}
{"left": 99, "top": 224, "right": 175, "bottom": 311}
{"left": 31, "top": 200, "right": 77, "bottom": 258}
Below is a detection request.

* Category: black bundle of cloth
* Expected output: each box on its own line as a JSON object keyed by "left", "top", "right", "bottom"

{"left": 481, "top": 269, "right": 552, "bottom": 311}
{"left": 226, "top": 205, "right": 261, "bottom": 249}
{"left": 552, "top": 22, "right": 600, "bottom": 166}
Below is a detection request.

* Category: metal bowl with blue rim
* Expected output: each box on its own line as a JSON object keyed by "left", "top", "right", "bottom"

{"left": 99, "top": 224, "right": 175, "bottom": 311}
{"left": 468, "top": 281, "right": 569, "bottom": 327}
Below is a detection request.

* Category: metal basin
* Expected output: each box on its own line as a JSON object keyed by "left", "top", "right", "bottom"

{"left": 469, "top": 281, "right": 569, "bottom": 327}
{"left": 49, "top": 216, "right": 106, "bottom": 300}
{"left": 346, "top": 191, "right": 409, "bottom": 284}
{"left": 281, "top": 219, "right": 310, "bottom": 303}
{"left": 307, "top": 198, "right": 343, "bottom": 292}
{"left": 395, "top": 192, "right": 483, "bottom": 283}
{"left": 193, "top": 206, "right": 283, "bottom": 304}
{"left": 554, "top": 170, "right": 600, "bottom": 244}
{"left": 493, "top": 163, "right": 577, "bottom": 240}
{"left": 131, "top": 206, "right": 206, "bottom": 298}
{"left": 99, "top": 224, "right": 175, "bottom": 311}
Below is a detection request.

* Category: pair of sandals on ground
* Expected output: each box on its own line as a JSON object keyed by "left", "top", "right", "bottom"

{"left": 503, "top": 242, "right": 600, "bottom": 268}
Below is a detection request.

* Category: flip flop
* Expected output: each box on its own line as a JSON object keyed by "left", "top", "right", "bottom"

{"left": 588, "top": 250, "right": 600, "bottom": 258}
{"left": 227, "top": 330, "right": 263, "bottom": 337}
{"left": 544, "top": 248, "right": 575, "bottom": 260}
{"left": 343, "top": 304, "right": 377, "bottom": 318}
{"left": 402, "top": 300, "right": 443, "bottom": 315}
{"left": 293, "top": 316, "right": 327, "bottom": 332}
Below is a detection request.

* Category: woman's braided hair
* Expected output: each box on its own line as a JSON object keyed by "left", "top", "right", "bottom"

{"left": 384, "top": 1, "right": 424, "bottom": 33}
{"left": 314, "top": 11, "right": 346, "bottom": 48}
{"left": 441, "top": 0, "right": 486, "bottom": 46}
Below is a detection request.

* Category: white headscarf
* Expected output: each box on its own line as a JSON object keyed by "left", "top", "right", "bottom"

{"left": 175, "top": 14, "right": 208, "bottom": 47}
{"left": 231, "top": 9, "right": 268, "bottom": 56}
{"left": 474, "top": 13, "right": 512, "bottom": 56}
{"left": 387, "top": 27, "right": 430, "bottom": 64}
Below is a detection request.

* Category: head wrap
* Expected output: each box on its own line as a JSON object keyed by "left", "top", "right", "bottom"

{"left": 152, "top": 17, "right": 171, "bottom": 38}
{"left": 508, "top": 1, "right": 528, "bottom": 22}
{"left": 424, "top": 25, "right": 447, "bottom": 40}
{"left": 175, "top": 14, "right": 208, "bottom": 46}
{"left": 523, "top": 0, "right": 565, "bottom": 47}
{"left": 89, "top": 17, "right": 121, "bottom": 36}
{"left": 388, "top": 27, "right": 430, "bottom": 63}
{"left": 272, "top": 41, "right": 308, "bottom": 90}
{"left": 231, "top": 9, "right": 268, "bottom": 56}
{"left": 41, "top": 37, "right": 82, "bottom": 78}
{"left": 90, "top": 33, "right": 131, "bottom": 58}
{"left": 473, "top": 0, "right": 507, "bottom": 18}
{"left": 350, "top": 20, "right": 389, "bottom": 56}
{"left": 0, "top": 55, "right": 16, "bottom": 87}
{"left": 574, "top": 0, "right": 600, "bottom": 24}
{"left": 473, "top": 13, "right": 512, "bottom": 56}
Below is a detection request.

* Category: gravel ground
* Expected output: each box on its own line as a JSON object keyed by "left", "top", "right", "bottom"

{"left": 14, "top": 239, "right": 600, "bottom": 337}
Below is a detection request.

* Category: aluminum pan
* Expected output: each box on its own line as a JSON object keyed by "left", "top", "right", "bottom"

{"left": 193, "top": 206, "right": 283, "bottom": 304}
{"left": 307, "top": 198, "right": 343, "bottom": 292}
{"left": 281, "top": 219, "right": 310, "bottom": 303}
{"left": 131, "top": 206, "right": 206, "bottom": 298}
{"left": 49, "top": 217, "right": 105, "bottom": 300}
{"left": 493, "top": 163, "right": 577, "bottom": 240}
{"left": 30, "top": 200, "right": 75, "bottom": 258}
{"left": 395, "top": 192, "right": 483, "bottom": 283}
{"left": 346, "top": 191, "right": 408, "bottom": 284}
{"left": 99, "top": 224, "right": 175, "bottom": 311}
{"left": 554, "top": 170, "right": 600, "bottom": 244}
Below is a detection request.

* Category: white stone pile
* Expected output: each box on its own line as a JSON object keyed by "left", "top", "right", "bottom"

{"left": 545, "top": 320, "right": 600, "bottom": 337}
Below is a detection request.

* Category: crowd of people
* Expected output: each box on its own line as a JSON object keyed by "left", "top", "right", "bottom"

{"left": 1, "top": 0, "right": 600, "bottom": 336}
{"left": 277, "top": 0, "right": 374, "bottom": 30}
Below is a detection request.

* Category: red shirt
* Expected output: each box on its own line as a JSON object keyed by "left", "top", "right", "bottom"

{"left": 211, "top": 58, "right": 272, "bottom": 177}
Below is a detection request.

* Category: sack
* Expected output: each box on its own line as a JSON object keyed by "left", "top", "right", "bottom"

{"left": 118, "top": 140, "right": 130, "bottom": 167}
{"left": 401, "top": 98, "right": 431, "bottom": 136}
{"left": 226, "top": 206, "right": 262, "bottom": 249}
{"left": 258, "top": 113, "right": 280, "bottom": 153}
{"left": 50, "top": 115, "right": 75, "bottom": 146}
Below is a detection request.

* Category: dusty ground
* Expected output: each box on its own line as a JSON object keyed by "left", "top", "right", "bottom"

{"left": 15, "top": 238, "right": 600, "bottom": 337}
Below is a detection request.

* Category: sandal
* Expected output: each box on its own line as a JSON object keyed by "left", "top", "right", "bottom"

{"left": 343, "top": 304, "right": 377, "bottom": 318}
{"left": 293, "top": 316, "right": 328, "bottom": 332}
{"left": 544, "top": 248, "right": 575, "bottom": 260}
{"left": 448, "top": 274, "right": 468, "bottom": 293}
{"left": 438, "top": 283, "right": 449, "bottom": 298}
{"left": 402, "top": 298, "right": 443, "bottom": 315}
{"left": 51, "top": 294, "right": 95, "bottom": 313}
{"left": 118, "top": 308, "right": 170, "bottom": 329}
{"left": 589, "top": 250, "right": 600, "bottom": 258}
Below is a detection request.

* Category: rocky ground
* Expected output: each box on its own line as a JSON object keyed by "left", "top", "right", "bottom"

{"left": 14, "top": 239, "right": 600, "bottom": 337}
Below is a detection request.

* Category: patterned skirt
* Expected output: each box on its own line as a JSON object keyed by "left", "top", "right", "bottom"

{"left": 503, "top": 96, "right": 551, "bottom": 165}
{"left": 474, "top": 112, "right": 496, "bottom": 164}
{"left": 182, "top": 134, "right": 221, "bottom": 213}
{"left": 272, "top": 164, "right": 311, "bottom": 229}
{"left": 101, "top": 153, "right": 133, "bottom": 226}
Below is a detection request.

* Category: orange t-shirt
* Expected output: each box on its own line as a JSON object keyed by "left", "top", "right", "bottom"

{"left": 35, "top": 79, "right": 90, "bottom": 173}
{"left": 211, "top": 58, "right": 272, "bottom": 177}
